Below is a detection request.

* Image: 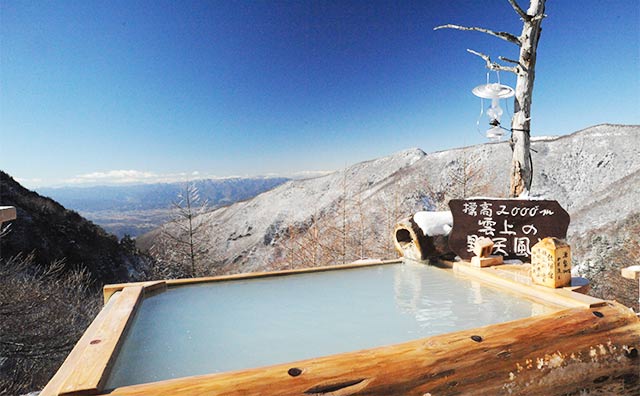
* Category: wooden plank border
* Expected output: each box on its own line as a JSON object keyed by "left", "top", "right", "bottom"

{"left": 46, "top": 260, "right": 401, "bottom": 395}
{"left": 103, "top": 281, "right": 165, "bottom": 305}
{"left": 100, "top": 302, "right": 640, "bottom": 396}
{"left": 41, "top": 286, "right": 144, "bottom": 396}
{"left": 103, "top": 259, "right": 400, "bottom": 303}
{"left": 452, "top": 261, "right": 606, "bottom": 308}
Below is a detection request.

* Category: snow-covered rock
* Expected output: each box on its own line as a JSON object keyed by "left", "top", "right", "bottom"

{"left": 413, "top": 211, "right": 453, "bottom": 236}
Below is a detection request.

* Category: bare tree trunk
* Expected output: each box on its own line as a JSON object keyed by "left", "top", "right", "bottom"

{"left": 435, "top": 0, "right": 546, "bottom": 197}
{"left": 341, "top": 170, "right": 348, "bottom": 264}
{"left": 184, "top": 190, "right": 196, "bottom": 277}
{"left": 355, "top": 190, "right": 366, "bottom": 259}
{"left": 510, "top": 0, "right": 544, "bottom": 197}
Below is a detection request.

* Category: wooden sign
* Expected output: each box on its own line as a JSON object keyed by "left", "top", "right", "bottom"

{"left": 448, "top": 199, "right": 570, "bottom": 261}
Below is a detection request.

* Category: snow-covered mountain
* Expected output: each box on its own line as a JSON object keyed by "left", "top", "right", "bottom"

{"left": 140, "top": 124, "right": 640, "bottom": 304}
{"left": 138, "top": 147, "right": 427, "bottom": 268}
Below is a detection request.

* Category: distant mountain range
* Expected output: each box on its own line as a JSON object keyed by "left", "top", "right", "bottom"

{"left": 38, "top": 177, "right": 289, "bottom": 238}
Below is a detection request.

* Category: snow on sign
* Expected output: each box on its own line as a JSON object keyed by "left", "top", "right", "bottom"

{"left": 448, "top": 199, "right": 570, "bottom": 261}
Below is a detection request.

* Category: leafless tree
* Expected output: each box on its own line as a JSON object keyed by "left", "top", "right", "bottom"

{"left": 272, "top": 181, "right": 405, "bottom": 269}
{"left": 339, "top": 170, "right": 349, "bottom": 263}
{"left": 446, "top": 150, "right": 486, "bottom": 200}
{"left": 151, "top": 183, "right": 211, "bottom": 278}
{"left": 419, "top": 150, "right": 492, "bottom": 211}
{"left": 354, "top": 190, "right": 367, "bottom": 259}
{"left": 566, "top": 211, "right": 640, "bottom": 313}
{"left": 435, "top": 0, "right": 546, "bottom": 197}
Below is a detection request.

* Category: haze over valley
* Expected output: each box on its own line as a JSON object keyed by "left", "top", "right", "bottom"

{"left": 38, "top": 177, "right": 289, "bottom": 238}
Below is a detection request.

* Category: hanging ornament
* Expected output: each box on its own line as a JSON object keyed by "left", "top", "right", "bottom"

{"left": 472, "top": 82, "right": 515, "bottom": 141}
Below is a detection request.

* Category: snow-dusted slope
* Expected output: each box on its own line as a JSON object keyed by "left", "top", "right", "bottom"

{"left": 569, "top": 169, "right": 640, "bottom": 235}
{"left": 414, "top": 124, "right": 640, "bottom": 230}
{"left": 144, "top": 124, "right": 640, "bottom": 274}
{"left": 531, "top": 124, "right": 640, "bottom": 212}
{"left": 199, "top": 148, "right": 426, "bottom": 270}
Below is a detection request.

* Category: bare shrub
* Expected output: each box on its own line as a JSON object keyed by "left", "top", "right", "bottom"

{"left": 0, "top": 254, "right": 100, "bottom": 395}
{"left": 272, "top": 186, "right": 403, "bottom": 269}
{"left": 573, "top": 213, "right": 640, "bottom": 309}
{"left": 600, "top": 215, "right": 640, "bottom": 309}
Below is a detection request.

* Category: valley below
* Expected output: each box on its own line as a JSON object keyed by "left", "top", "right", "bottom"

{"left": 76, "top": 208, "right": 173, "bottom": 238}
{"left": 38, "top": 177, "right": 289, "bottom": 238}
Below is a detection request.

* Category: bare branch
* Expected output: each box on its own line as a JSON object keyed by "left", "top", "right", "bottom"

{"left": 467, "top": 48, "right": 492, "bottom": 64}
{"left": 434, "top": 24, "right": 521, "bottom": 46}
{"left": 498, "top": 56, "right": 527, "bottom": 72}
{"left": 0, "top": 223, "right": 11, "bottom": 239}
{"left": 507, "top": 0, "right": 530, "bottom": 21}
{"left": 467, "top": 49, "right": 518, "bottom": 74}
{"left": 498, "top": 56, "right": 519, "bottom": 65}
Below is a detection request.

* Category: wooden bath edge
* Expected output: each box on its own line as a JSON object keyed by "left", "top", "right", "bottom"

{"left": 42, "top": 287, "right": 144, "bottom": 396}
{"left": 103, "top": 259, "right": 402, "bottom": 304}
{"left": 100, "top": 302, "right": 640, "bottom": 396}
{"left": 43, "top": 260, "right": 638, "bottom": 395}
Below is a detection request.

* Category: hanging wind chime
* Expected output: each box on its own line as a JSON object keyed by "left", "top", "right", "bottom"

{"left": 472, "top": 75, "right": 515, "bottom": 142}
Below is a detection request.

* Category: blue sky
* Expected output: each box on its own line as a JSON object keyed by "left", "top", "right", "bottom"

{"left": 1, "top": 0, "right": 638, "bottom": 188}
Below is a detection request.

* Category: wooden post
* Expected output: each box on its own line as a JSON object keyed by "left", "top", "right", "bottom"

{"left": 0, "top": 206, "right": 17, "bottom": 258}
{"left": 393, "top": 216, "right": 452, "bottom": 261}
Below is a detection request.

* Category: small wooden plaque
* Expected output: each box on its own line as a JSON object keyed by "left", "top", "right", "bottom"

{"left": 0, "top": 206, "right": 16, "bottom": 223}
{"left": 530, "top": 237, "right": 571, "bottom": 288}
{"left": 471, "top": 255, "right": 504, "bottom": 268}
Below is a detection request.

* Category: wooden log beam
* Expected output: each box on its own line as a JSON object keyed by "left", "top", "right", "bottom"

{"left": 393, "top": 217, "right": 452, "bottom": 261}
{"left": 103, "top": 302, "right": 640, "bottom": 396}
{"left": 0, "top": 206, "right": 17, "bottom": 223}
{"left": 393, "top": 216, "right": 427, "bottom": 261}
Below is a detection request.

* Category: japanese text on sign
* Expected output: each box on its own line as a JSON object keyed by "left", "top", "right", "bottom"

{"left": 448, "top": 199, "right": 570, "bottom": 261}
